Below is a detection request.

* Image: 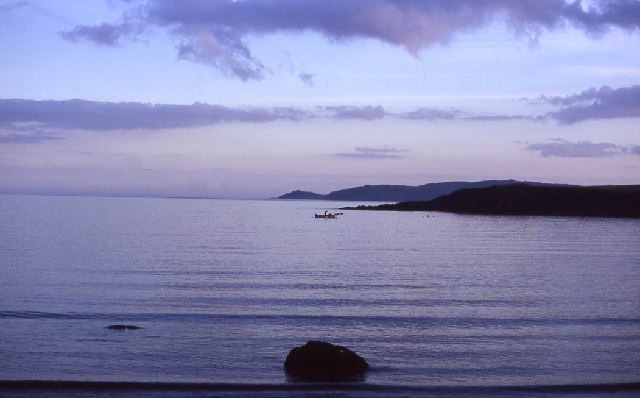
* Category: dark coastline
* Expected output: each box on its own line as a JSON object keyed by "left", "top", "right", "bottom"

{"left": 277, "top": 179, "right": 524, "bottom": 201}
{"left": 343, "top": 184, "right": 640, "bottom": 218}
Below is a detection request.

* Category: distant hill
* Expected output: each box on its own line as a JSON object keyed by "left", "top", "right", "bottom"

{"left": 344, "top": 184, "right": 640, "bottom": 218}
{"left": 277, "top": 179, "right": 527, "bottom": 201}
{"left": 277, "top": 190, "right": 326, "bottom": 200}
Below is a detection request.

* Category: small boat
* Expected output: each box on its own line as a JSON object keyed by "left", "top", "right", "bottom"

{"left": 315, "top": 211, "right": 343, "bottom": 219}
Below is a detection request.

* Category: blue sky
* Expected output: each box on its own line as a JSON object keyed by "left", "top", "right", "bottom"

{"left": 1, "top": 0, "right": 639, "bottom": 198}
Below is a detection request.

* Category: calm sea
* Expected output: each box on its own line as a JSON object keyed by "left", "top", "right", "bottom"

{"left": 1, "top": 194, "right": 639, "bottom": 397}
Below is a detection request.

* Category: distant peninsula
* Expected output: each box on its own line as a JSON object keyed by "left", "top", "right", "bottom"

{"left": 277, "top": 179, "right": 527, "bottom": 202}
{"left": 343, "top": 184, "right": 640, "bottom": 218}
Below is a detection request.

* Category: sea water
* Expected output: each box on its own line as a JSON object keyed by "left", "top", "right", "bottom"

{"left": 0, "top": 194, "right": 639, "bottom": 397}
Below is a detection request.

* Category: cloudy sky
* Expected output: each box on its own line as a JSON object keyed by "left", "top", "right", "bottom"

{"left": 1, "top": 0, "right": 639, "bottom": 198}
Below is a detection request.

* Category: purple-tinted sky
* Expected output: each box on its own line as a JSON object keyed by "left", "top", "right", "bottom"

{"left": 1, "top": 0, "right": 639, "bottom": 198}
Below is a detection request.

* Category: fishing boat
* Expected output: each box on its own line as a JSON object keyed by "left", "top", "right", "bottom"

{"left": 315, "top": 211, "right": 343, "bottom": 219}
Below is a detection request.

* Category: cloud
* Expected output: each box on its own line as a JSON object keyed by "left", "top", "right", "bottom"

{"left": 0, "top": 98, "right": 545, "bottom": 132}
{"left": 0, "top": 132, "right": 62, "bottom": 144}
{"left": 0, "top": 1, "right": 29, "bottom": 12}
{"left": 543, "top": 85, "right": 640, "bottom": 124}
{"left": 399, "top": 107, "right": 530, "bottom": 121}
{"left": 299, "top": 73, "right": 315, "bottom": 87}
{"left": 0, "top": 99, "right": 310, "bottom": 131}
{"left": 174, "top": 25, "right": 267, "bottom": 80}
{"left": 60, "top": 21, "right": 143, "bottom": 47}
{"left": 334, "top": 146, "right": 410, "bottom": 159}
{"left": 568, "top": 0, "right": 640, "bottom": 33}
{"left": 524, "top": 139, "right": 639, "bottom": 157}
{"left": 400, "top": 108, "right": 461, "bottom": 120}
{"left": 324, "top": 105, "right": 386, "bottom": 120}
{"left": 2, "top": 87, "right": 636, "bottom": 134}
{"left": 464, "top": 114, "right": 532, "bottom": 121}
{"left": 60, "top": 0, "right": 640, "bottom": 80}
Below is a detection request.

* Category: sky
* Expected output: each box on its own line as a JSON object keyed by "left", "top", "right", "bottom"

{"left": 0, "top": 0, "right": 639, "bottom": 199}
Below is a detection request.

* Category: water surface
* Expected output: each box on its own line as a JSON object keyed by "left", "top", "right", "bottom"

{"left": 1, "top": 195, "right": 638, "bottom": 396}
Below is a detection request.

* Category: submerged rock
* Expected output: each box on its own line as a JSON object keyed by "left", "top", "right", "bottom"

{"left": 107, "top": 324, "right": 141, "bottom": 330}
{"left": 284, "top": 341, "right": 369, "bottom": 382}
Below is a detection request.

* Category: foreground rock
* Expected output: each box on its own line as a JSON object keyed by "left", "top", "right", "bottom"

{"left": 284, "top": 341, "right": 369, "bottom": 382}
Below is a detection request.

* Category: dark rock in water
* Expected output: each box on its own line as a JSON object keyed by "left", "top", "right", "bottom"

{"left": 107, "top": 324, "right": 141, "bottom": 330}
{"left": 284, "top": 341, "right": 369, "bottom": 382}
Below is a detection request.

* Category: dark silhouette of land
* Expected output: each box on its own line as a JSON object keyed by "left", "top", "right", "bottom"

{"left": 344, "top": 184, "right": 640, "bottom": 218}
{"left": 277, "top": 179, "right": 528, "bottom": 201}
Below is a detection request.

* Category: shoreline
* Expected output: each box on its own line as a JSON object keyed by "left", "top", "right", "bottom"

{"left": 2, "top": 380, "right": 639, "bottom": 394}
